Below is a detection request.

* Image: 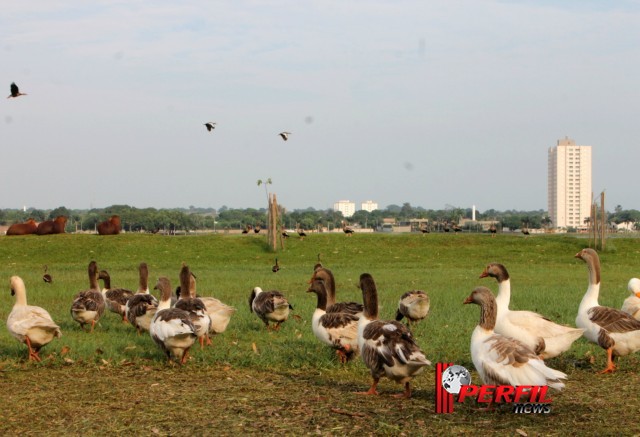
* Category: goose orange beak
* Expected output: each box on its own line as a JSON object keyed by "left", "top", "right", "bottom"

{"left": 463, "top": 295, "right": 473, "bottom": 304}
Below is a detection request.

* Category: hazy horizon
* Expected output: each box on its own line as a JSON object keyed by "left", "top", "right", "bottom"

{"left": 3, "top": 1, "right": 639, "bottom": 212}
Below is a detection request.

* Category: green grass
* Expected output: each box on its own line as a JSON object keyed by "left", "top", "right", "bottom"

{"left": 1, "top": 233, "right": 640, "bottom": 435}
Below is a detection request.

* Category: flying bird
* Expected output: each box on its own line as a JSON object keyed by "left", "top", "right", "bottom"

{"left": 8, "top": 82, "right": 27, "bottom": 99}
{"left": 204, "top": 122, "right": 216, "bottom": 132}
{"left": 279, "top": 132, "right": 291, "bottom": 141}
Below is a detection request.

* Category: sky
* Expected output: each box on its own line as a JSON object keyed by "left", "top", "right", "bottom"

{"left": 2, "top": 1, "right": 639, "bottom": 213}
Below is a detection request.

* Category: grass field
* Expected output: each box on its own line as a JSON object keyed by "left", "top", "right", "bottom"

{"left": 1, "top": 232, "right": 640, "bottom": 435}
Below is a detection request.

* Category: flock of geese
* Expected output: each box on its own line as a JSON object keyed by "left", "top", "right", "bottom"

{"left": 6, "top": 248, "right": 640, "bottom": 398}
{"left": 203, "top": 121, "right": 290, "bottom": 141}
{"left": 8, "top": 83, "right": 291, "bottom": 141}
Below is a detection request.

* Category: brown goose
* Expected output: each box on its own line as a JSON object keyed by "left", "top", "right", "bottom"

{"left": 151, "top": 277, "right": 197, "bottom": 364}
{"left": 575, "top": 248, "right": 640, "bottom": 373}
{"left": 311, "top": 267, "right": 363, "bottom": 316}
{"left": 249, "top": 287, "right": 292, "bottom": 330}
{"left": 98, "top": 269, "right": 134, "bottom": 323}
{"left": 464, "top": 286, "right": 566, "bottom": 389}
{"left": 70, "top": 261, "right": 106, "bottom": 332}
{"left": 395, "top": 290, "right": 430, "bottom": 327}
{"left": 307, "top": 277, "right": 359, "bottom": 363}
{"left": 357, "top": 273, "right": 430, "bottom": 399}
{"left": 174, "top": 263, "right": 211, "bottom": 348}
{"left": 184, "top": 269, "right": 235, "bottom": 345}
{"left": 125, "top": 263, "right": 158, "bottom": 334}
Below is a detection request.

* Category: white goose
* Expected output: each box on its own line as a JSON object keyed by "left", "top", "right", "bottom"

{"left": 150, "top": 277, "right": 197, "bottom": 364}
{"left": 621, "top": 278, "right": 640, "bottom": 320}
{"left": 7, "top": 276, "right": 62, "bottom": 361}
{"left": 307, "top": 276, "right": 359, "bottom": 363}
{"left": 357, "top": 273, "right": 431, "bottom": 399}
{"left": 395, "top": 290, "right": 430, "bottom": 327}
{"left": 70, "top": 261, "right": 106, "bottom": 332}
{"left": 174, "top": 263, "right": 211, "bottom": 348}
{"left": 249, "top": 287, "right": 292, "bottom": 330}
{"left": 125, "top": 262, "right": 158, "bottom": 334}
{"left": 480, "top": 262, "right": 584, "bottom": 359}
{"left": 185, "top": 270, "right": 235, "bottom": 345}
{"left": 464, "top": 286, "right": 566, "bottom": 389}
{"left": 575, "top": 248, "right": 640, "bottom": 373}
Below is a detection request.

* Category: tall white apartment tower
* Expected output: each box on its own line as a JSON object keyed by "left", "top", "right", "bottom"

{"left": 547, "top": 137, "right": 592, "bottom": 229}
{"left": 361, "top": 200, "right": 379, "bottom": 212}
{"left": 333, "top": 200, "right": 356, "bottom": 218}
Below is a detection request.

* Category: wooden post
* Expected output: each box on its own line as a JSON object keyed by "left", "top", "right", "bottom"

{"left": 267, "top": 193, "right": 279, "bottom": 252}
{"left": 600, "top": 191, "right": 606, "bottom": 251}
{"left": 590, "top": 202, "right": 596, "bottom": 249}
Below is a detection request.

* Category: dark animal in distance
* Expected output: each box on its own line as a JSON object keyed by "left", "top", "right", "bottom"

{"left": 43, "top": 265, "right": 53, "bottom": 284}
{"left": 36, "top": 216, "right": 68, "bottom": 235}
{"left": 8, "top": 82, "right": 27, "bottom": 98}
{"left": 204, "top": 122, "right": 216, "bottom": 131}
{"left": 279, "top": 132, "right": 291, "bottom": 141}
{"left": 97, "top": 215, "right": 121, "bottom": 235}
{"left": 6, "top": 219, "right": 37, "bottom": 235}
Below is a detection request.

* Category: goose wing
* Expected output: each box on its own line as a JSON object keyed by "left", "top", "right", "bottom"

{"left": 588, "top": 306, "right": 640, "bottom": 333}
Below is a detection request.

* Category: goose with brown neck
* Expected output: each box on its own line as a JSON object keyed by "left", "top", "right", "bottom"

{"left": 185, "top": 269, "right": 236, "bottom": 345}
{"left": 480, "top": 262, "right": 584, "bottom": 359}
{"left": 70, "top": 261, "right": 106, "bottom": 332}
{"left": 311, "top": 267, "right": 363, "bottom": 316}
{"left": 8, "top": 276, "right": 62, "bottom": 361}
{"left": 98, "top": 269, "right": 134, "bottom": 323}
{"left": 307, "top": 277, "right": 359, "bottom": 363}
{"left": 357, "top": 273, "right": 430, "bottom": 399}
{"left": 464, "top": 286, "right": 566, "bottom": 389}
{"left": 621, "top": 278, "right": 640, "bottom": 320}
{"left": 125, "top": 263, "right": 158, "bottom": 334}
{"left": 174, "top": 263, "right": 211, "bottom": 349}
{"left": 575, "top": 248, "right": 640, "bottom": 373}
{"left": 150, "top": 277, "right": 197, "bottom": 364}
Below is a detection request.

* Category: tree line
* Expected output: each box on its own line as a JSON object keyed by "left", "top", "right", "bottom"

{"left": 0, "top": 203, "right": 638, "bottom": 233}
